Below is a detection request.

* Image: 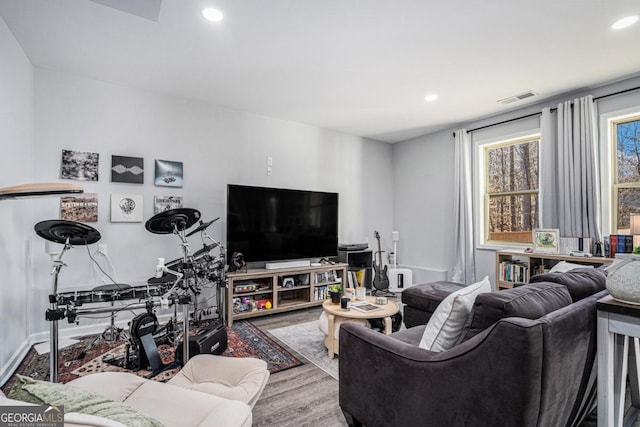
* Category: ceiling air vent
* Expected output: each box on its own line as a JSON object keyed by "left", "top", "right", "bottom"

{"left": 497, "top": 91, "right": 535, "bottom": 105}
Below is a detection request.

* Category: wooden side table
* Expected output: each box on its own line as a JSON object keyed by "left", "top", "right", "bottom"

{"left": 322, "top": 296, "right": 399, "bottom": 358}
{"left": 597, "top": 295, "right": 640, "bottom": 426}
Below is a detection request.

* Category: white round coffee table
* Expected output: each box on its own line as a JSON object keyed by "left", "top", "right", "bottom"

{"left": 321, "top": 296, "right": 399, "bottom": 358}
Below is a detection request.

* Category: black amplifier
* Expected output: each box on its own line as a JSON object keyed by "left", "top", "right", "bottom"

{"left": 177, "top": 321, "right": 228, "bottom": 364}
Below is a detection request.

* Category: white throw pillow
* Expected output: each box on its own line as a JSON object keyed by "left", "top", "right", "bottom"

{"left": 549, "top": 261, "right": 595, "bottom": 273}
{"left": 419, "top": 276, "right": 492, "bottom": 352}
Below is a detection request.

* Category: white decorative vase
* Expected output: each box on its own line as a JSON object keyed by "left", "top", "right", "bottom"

{"left": 606, "top": 254, "right": 640, "bottom": 305}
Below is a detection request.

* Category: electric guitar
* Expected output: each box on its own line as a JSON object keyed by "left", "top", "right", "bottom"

{"left": 373, "top": 231, "right": 390, "bottom": 291}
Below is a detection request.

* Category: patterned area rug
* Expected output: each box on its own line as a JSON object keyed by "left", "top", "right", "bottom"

{"left": 1, "top": 320, "right": 301, "bottom": 395}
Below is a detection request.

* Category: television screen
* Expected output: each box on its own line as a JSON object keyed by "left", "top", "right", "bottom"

{"left": 226, "top": 185, "right": 339, "bottom": 263}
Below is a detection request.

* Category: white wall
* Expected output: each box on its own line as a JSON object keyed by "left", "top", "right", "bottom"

{"left": 393, "top": 74, "right": 640, "bottom": 288}
{"left": 21, "top": 69, "right": 393, "bottom": 343}
{"left": 0, "top": 16, "right": 34, "bottom": 376}
{"left": 392, "top": 129, "right": 454, "bottom": 283}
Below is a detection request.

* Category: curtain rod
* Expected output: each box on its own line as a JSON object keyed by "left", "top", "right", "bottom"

{"left": 453, "top": 84, "right": 640, "bottom": 137}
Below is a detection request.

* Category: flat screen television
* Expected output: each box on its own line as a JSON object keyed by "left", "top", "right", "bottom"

{"left": 226, "top": 184, "right": 339, "bottom": 264}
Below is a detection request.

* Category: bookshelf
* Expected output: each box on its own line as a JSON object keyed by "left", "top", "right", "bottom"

{"left": 495, "top": 250, "right": 614, "bottom": 290}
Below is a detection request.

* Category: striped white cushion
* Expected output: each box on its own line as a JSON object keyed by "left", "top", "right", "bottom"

{"left": 419, "top": 276, "right": 491, "bottom": 352}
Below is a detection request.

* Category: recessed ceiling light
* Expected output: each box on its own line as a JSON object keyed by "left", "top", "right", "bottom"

{"left": 424, "top": 94, "right": 438, "bottom": 102}
{"left": 612, "top": 15, "right": 639, "bottom": 30}
{"left": 202, "top": 7, "right": 224, "bottom": 22}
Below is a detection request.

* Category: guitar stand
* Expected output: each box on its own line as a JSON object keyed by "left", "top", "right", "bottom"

{"left": 372, "top": 288, "right": 396, "bottom": 297}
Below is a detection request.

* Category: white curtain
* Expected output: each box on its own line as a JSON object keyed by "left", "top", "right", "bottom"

{"left": 539, "top": 108, "right": 558, "bottom": 228}
{"left": 451, "top": 129, "right": 476, "bottom": 284}
{"left": 539, "top": 95, "right": 601, "bottom": 241}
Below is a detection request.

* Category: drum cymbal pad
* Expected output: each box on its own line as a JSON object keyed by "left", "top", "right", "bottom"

{"left": 34, "top": 219, "right": 101, "bottom": 245}
{"left": 185, "top": 217, "right": 220, "bottom": 237}
{"left": 145, "top": 208, "right": 201, "bottom": 234}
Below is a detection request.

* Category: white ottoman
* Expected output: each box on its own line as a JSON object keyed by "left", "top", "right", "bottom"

{"left": 318, "top": 310, "right": 369, "bottom": 355}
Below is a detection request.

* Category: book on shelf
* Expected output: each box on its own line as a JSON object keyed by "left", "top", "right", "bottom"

{"left": 618, "top": 235, "right": 626, "bottom": 255}
{"left": 499, "top": 261, "right": 528, "bottom": 283}
{"left": 347, "top": 271, "right": 358, "bottom": 288}
{"left": 607, "top": 234, "right": 634, "bottom": 257}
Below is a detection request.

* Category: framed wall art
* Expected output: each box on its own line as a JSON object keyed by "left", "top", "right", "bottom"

{"left": 111, "top": 155, "right": 144, "bottom": 184}
{"left": 60, "top": 149, "right": 99, "bottom": 181}
{"left": 110, "top": 194, "right": 143, "bottom": 222}
{"left": 154, "top": 159, "right": 183, "bottom": 187}
{"left": 60, "top": 193, "right": 98, "bottom": 222}
{"left": 532, "top": 229, "right": 560, "bottom": 254}
{"left": 154, "top": 195, "right": 183, "bottom": 214}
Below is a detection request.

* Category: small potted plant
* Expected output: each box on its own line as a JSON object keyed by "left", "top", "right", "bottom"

{"left": 329, "top": 284, "right": 343, "bottom": 304}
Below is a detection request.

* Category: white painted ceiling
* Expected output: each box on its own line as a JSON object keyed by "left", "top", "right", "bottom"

{"left": 1, "top": 0, "right": 639, "bottom": 143}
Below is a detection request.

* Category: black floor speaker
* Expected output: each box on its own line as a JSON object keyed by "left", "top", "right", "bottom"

{"left": 176, "top": 321, "right": 228, "bottom": 365}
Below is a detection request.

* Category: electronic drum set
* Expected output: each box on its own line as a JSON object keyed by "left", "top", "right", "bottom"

{"left": 35, "top": 208, "right": 227, "bottom": 382}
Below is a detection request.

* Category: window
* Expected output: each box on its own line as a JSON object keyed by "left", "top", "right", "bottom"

{"left": 483, "top": 136, "right": 539, "bottom": 244}
{"left": 613, "top": 115, "right": 640, "bottom": 232}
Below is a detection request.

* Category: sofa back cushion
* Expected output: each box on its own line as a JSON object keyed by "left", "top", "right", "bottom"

{"left": 528, "top": 268, "right": 606, "bottom": 302}
{"left": 418, "top": 276, "right": 491, "bottom": 352}
{"left": 459, "top": 282, "right": 572, "bottom": 343}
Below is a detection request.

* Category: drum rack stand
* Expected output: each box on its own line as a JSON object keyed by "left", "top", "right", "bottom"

{"left": 44, "top": 239, "right": 72, "bottom": 383}
{"left": 52, "top": 296, "right": 192, "bottom": 379}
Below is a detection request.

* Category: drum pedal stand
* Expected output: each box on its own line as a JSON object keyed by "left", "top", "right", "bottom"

{"left": 100, "top": 303, "right": 127, "bottom": 343}
{"left": 75, "top": 295, "right": 128, "bottom": 361}
{"left": 76, "top": 315, "right": 128, "bottom": 361}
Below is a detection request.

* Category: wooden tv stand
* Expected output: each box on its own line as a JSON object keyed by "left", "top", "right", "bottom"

{"left": 226, "top": 262, "right": 348, "bottom": 326}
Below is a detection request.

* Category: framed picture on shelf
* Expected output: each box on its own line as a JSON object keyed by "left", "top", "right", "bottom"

{"left": 532, "top": 229, "right": 560, "bottom": 254}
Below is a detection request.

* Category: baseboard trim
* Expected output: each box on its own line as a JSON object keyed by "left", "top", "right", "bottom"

{"left": 399, "top": 264, "right": 448, "bottom": 284}
{"left": 0, "top": 337, "right": 33, "bottom": 387}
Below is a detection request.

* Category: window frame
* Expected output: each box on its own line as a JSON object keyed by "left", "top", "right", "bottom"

{"left": 477, "top": 133, "right": 541, "bottom": 248}
{"left": 612, "top": 113, "right": 640, "bottom": 233}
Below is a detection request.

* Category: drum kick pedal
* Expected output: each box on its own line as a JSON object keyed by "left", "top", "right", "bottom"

{"left": 102, "top": 311, "right": 177, "bottom": 378}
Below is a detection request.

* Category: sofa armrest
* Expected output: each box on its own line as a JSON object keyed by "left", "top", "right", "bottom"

{"left": 63, "top": 413, "right": 127, "bottom": 427}
{"left": 338, "top": 320, "right": 544, "bottom": 427}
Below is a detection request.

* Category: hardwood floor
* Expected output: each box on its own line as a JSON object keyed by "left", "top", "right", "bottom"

{"left": 250, "top": 307, "right": 348, "bottom": 427}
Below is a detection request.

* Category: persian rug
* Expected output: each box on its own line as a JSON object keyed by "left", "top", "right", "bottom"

{"left": 1, "top": 320, "right": 302, "bottom": 395}
{"left": 270, "top": 320, "right": 338, "bottom": 380}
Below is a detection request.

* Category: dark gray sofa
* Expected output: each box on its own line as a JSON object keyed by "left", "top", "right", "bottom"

{"left": 339, "top": 269, "right": 606, "bottom": 427}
